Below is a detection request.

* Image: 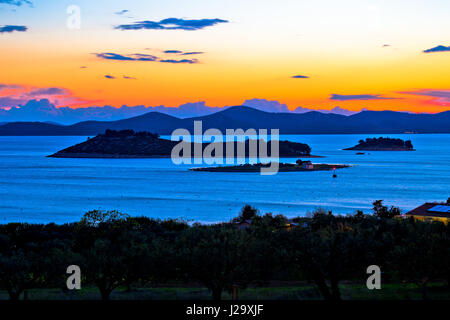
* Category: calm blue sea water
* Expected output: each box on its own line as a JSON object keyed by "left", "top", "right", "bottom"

{"left": 0, "top": 134, "right": 449, "bottom": 224}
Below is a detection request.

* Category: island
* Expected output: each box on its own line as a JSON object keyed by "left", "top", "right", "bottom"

{"left": 344, "top": 137, "right": 415, "bottom": 151}
{"left": 48, "top": 129, "right": 320, "bottom": 158}
{"left": 190, "top": 159, "right": 350, "bottom": 173}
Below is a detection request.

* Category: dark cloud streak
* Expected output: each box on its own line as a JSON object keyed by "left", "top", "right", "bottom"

{"left": 94, "top": 53, "right": 158, "bottom": 61}
{"left": 94, "top": 52, "right": 199, "bottom": 64}
{"left": 423, "top": 45, "right": 450, "bottom": 53}
{"left": 115, "top": 17, "right": 228, "bottom": 31}
{"left": 0, "top": 0, "right": 32, "bottom": 7}
{"left": 330, "top": 94, "right": 398, "bottom": 101}
{"left": 0, "top": 25, "right": 28, "bottom": 33}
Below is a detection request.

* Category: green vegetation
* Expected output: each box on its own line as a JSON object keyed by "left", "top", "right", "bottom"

{"left": 345, "top": 137, "right": 415, "bottom": 151}
{"left": 49, "top": 129, "right": 314, "bottom": 158}
{"left": 0, "top": 201, "right": 449, "bottom": 301}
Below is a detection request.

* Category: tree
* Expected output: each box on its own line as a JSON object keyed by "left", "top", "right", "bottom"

{"left": 176, "top": 225, "right": 255, "bottom": 300}
{"left": 372, "top": 200, "right": 400, "bottom": 219}
{"left": 0, "top": 250, "right": 35, "bottom": 300}
{"left": 389, "top": 220, "right": 449, "bottom": 299}
{"left": 279, "top": 212, "right": 375, "bottom": 300}
{"left": 235, "top": 205, "right": 258, "bottom": 223}
{"left": 74, "top": 211, "right": 139, "bottom": 300}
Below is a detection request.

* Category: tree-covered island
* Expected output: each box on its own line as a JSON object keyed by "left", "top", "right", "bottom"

{"left": 344, "top": 137, "right": 415, "bottom": 151}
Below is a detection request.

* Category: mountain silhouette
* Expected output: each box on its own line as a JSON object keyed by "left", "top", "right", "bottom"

{"left": 0, "top": 106, "right": 449, "bottom": 135}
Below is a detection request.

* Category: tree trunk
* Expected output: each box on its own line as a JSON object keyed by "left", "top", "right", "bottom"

{"left": 8, "top": 291, "right": 21, "bottom": 301}
{"left": 211, "top": 287, "right": 223, "bottom": 301}
{"left": 309, "top": 269, "right": 332, "bottom": 300}
{"left": 312, "top": 277, "right": 332, "bottom": 300}
{"left": 330, "top": 278, "right": 341, "bottom": 301}
{"left": 99, "top": 286, "right": 112, "bottom": 301}
{"left": 421, "top": 282, "right": 428, "bottom": 300}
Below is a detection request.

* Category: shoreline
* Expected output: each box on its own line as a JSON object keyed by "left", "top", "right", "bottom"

{"left": 190, "top": 163, "right": 350, "bottom": 173}
{"left": 47, "top": 152, "right": 324, "bottom": 159}
{"left": 343, "top": 147, "right": 415, "bottom": 151}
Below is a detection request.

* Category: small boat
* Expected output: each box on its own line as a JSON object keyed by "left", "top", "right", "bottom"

{"left": 332, "top": 167, "right": 337, "bottom": 178}
{"left": 356, "top": 152, "right": 365, "bottom": 155}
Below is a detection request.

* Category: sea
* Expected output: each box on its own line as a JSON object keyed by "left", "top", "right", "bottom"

{"left": 0, "top": 134, "right": 449, "bottom": 224}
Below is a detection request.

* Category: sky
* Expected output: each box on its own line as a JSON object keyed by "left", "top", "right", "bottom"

{"left": 1, "top": 0, "right": 450, "bottom": 116}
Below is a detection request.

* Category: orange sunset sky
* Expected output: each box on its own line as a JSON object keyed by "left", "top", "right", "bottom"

{"left": 1, "top": 0, "right": 450, "bottom": 114}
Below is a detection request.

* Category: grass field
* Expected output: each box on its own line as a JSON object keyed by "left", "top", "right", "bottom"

{"left": 1, "top": 282, "right": 448, "bottom": 300}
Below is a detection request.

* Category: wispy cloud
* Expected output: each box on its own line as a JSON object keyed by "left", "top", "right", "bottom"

{"left": 94, "top": 52, "right": 199, "bottom": 64}
{"left": 159, "top": 58, "right": 198, "bottom": 64}
{"left": 0, "top": 84, "right": 23, "bottom": 91}
{"left": 398, "top": 89, "right": 450, "bottom": 105}
{"left": 423, "top": 45, "right": 450, "bottom": 53}
{"left": 26, "top": 87, "right": 67, "bottom": 96}
{"left": 104, "top": 75, "right": 116, "bottom": 79}
{"left": 330, "top": 94, "right": 398, "bottom": 101}
{"left": 292, "top": 75, "right": 309, "bottom": 79}
{"left": 115, "top": 17, "right": 228, "bottom": 31}
{"left": 0, "top": 84, "right": 87, "bottom": 109}
{"left": 0, "top": 0, "right": 32, "bottom": 7}
{"left": 163, "top": 50, "right": 204, "bottom": 55}
{"left": 123, "top": 75, "right": 137, "bottom": 80}
{"left": 181, "top": 51, "right": 204, "bottom": 55}
{"left": 115, "top": 9, "right": 129, "bottom": 15}
{"left": 0, "top": 25, "right": 28, "bottom": 33}
{"left": 94, "top": 52, "right": 158, "bottom": 61}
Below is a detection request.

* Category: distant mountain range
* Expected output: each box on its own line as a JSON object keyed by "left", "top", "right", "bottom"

{"left": 0, "top": 99, "right": 363, "bottom": 124}
{"left": 0, "top": 106, "right": 449, "bottom": 136}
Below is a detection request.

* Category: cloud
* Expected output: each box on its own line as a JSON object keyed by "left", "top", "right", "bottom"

{"left": 293, "top": 106, "right": 365, "bottom": 116}
{"left": 163, "top": 50, "right": 204, "bottom": 55}
{"left": 0, "top": 0, "right": 32, "bottom": 7}
{"left": 0, "top": 25, "right": 28, "bottom": 33}
{"left": 243, "top": 99, "right": 290, "bottom": 112}
{"left": 330, "top": 94, "right": 397, "bottom": 101}
{"left": 26, "top": 87, "right": 68, "bottom": 96}
{"left": 164, "top": 50, "right": 183, "bottom": 54}
{"left": 115, "top": 18, "right": 228, "bottom": 31}
{"left": 181, "top": 51, "right": 204, "bottom": 55}
{"left": 423, "top": 45, "right": 450, "bottom": 53}
{"left": 243, "top": 99, "right": 363, "bottom": 115}
{"left": 94, "top": 52, "right": 158, "bottom": 61}
{"left": 123, "top": 75, "right": 137, "bottom": 80}
{"left": 0, "top": 85, "right": 87, "bottom": 110}
{"left": 159, "top": 58, "right": 198, "bottom": 64}
{"left": 0, "top": 84, "right": 23, "bottom": 91}
{"left": 95, "top": 52, "right": 199, "bottom": 64}
{"left": 0, "top": 96, "right": 26, "bottom": 108}
{"left": 115, "top": 9, "right": 129, "bottom": 15}
{"left": 382, "top": 44, "right": 391, "bottom": 47}
{"left": 398, "top": 89, "right": 450, "bottom": 105}
{"left": 0, "top": 100, "right": 226, "bottom": 123}
{"left": 104, "top": 75, "right": 116, "bottom": 79}
{"left": 291, "top": 75, "right": 309, "bottom": 79}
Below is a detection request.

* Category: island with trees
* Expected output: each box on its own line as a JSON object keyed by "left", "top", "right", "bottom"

{"left": 48, "top": 129, "right": 318, "bottom": 159}
{"left": 190, "top": 159, "right": 349, "bottom": 172}
{"left": 344, "top": 137, "right": 415, "bottom": 151}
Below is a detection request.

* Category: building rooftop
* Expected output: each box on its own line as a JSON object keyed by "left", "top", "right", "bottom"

{"left": 406, "top": 203, "right": 450, "bottom": 218}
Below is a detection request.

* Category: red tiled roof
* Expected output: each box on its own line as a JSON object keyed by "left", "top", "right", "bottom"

{"left": 406, "top": 203, "right": 450, "bottom": 218}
